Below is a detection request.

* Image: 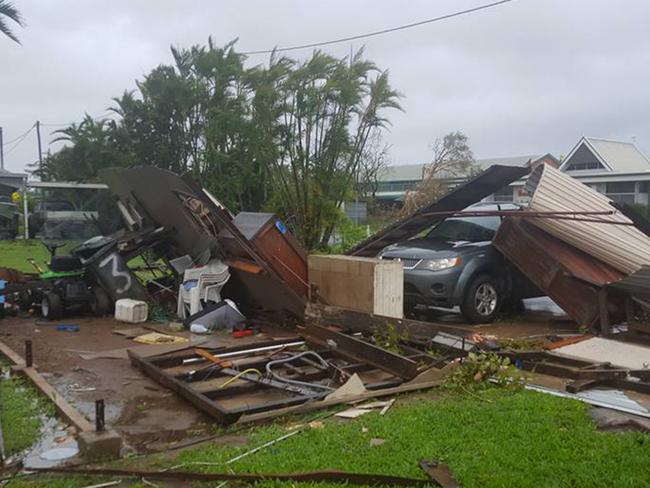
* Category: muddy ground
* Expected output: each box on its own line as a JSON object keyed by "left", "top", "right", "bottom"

{"left": 0, "top": 313, "right": 295, "bottom": 454}
{"left": 4, "top": 296, "right": 650, "bottom": 466}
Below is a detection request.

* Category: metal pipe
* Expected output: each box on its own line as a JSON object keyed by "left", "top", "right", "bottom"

{"left": 25, "top": 340, "right": 32, "bottom": 368}
{"left": 95, "top": 399, "right": 105, "bottom": 432}
{"left": 265, "top": 351, "right": 335, "bottom": 392}
{"left": 182, "top": 341, "right": 305, "bottom": 365}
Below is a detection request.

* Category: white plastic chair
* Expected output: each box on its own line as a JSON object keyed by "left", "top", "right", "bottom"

{"left": 177, "top": 259, "right": 230, "bottom": 319}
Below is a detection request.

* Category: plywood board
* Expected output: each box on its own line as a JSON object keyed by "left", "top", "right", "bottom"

{"left": 309, "top": 255, "right": 403, "bottom": 318}
{"left": 551, "top": 337, "right": 650, "bottom": 370}
{"left": 80, "top": 339, "right": 206, "bottom": 360}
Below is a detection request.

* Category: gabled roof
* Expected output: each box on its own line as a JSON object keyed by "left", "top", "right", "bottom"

{"left": 560, "top": 137, "right": 650, "bottom": 174}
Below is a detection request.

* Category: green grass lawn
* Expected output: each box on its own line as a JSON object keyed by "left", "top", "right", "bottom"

{"left": 1, "top": 374, "right": 53, "bottom": 456}
{"left": 10, "top": 389, "right": 650, "bottom": 487}
{"left": 0, "top": 239, "right": 148, "bottom": 276}
{"left": 0, "top": 240, "right": 79, "bottom": 273}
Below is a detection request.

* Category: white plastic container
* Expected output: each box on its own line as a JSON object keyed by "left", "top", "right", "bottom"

{"left": 114, "top": 299, "right": 148, "bottom": 323}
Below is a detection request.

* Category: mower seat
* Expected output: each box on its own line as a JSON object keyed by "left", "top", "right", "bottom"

{"left": 49, "top": 255, "right": 83, "bottom": 272}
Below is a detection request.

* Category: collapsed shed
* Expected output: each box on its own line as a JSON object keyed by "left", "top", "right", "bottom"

{"left": 100, "top": 166, "right": 307, "bottom": 319}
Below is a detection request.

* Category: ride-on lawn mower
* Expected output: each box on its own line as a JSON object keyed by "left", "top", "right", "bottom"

{"left": 26, "top": 240, "right": 112, "bottom": 320}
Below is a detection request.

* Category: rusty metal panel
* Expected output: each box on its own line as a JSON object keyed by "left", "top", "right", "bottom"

{"left": 525, "top": 164, "right": 650, "bottom": 274}
{"left": 346, "top": 165, "right": 530, "bottom": 257}
{"left": 493, "top": 218, "right": 625, "bottom": 325}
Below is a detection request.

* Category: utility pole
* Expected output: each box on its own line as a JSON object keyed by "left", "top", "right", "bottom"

{"left": 0, "top": 126, "right": 4, "bottom": 170}
{"left": 36, "top": 120, "right": 43, "bottom": 172}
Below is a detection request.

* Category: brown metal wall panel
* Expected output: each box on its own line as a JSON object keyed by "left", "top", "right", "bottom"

{"left": 493, "top": 218, "right": 624, "bottom": 325}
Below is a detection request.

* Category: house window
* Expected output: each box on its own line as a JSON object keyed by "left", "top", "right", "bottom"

{"left": 605, "top": 182, "right": 636, "bottom": 205}
{"left": 377, "top": 180, "right": 420, "bottom": 192}
{"left": 563, "top": 144, "right": 606, "bottom": 171}
{"left": 492, "top": 186, "right": 514, "bottom": 202}
{"left": 565, "top": 161, "right": 602, "bottom": 171}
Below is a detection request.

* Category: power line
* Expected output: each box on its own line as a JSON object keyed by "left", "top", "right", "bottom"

{"left": 242, "top": 0, "right": 516, "bottom": 55}
{"left": 3, "top": 126, "right": 35, "bottom": 156}
{"left": 3, "top": 123, "right": 35, "bottom": 145}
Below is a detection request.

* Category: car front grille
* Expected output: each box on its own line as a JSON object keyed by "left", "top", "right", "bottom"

{"left": 381, "top": 256, "right": 421, "bottom": 269}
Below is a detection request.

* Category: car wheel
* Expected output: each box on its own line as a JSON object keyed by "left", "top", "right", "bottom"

{"left": 460, "top": 274, "right": 501, "bottom": 324}
{"left": 42, "top": 292, "right": 63, "bottom": 320}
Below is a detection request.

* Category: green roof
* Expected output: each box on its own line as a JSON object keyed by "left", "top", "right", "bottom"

{"left": 380, "top": 155, "right": 551, "bottom": 182}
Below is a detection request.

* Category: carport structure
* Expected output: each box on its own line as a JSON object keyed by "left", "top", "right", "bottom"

{"left": 24, "top": 180, "right": 110, "bottom": 239}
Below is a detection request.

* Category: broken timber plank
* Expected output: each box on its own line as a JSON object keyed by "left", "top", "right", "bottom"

{"left": 0, "top": 339, "right": 94, "bottom": 432}
{"left": 237, "top": 364, "right": 454, "bottom": 424}
{"left": 305, "top": 302, "right": 474, "bottom": 339}
{"left": 15, "top": 366, "right": 94, "bottom": 432}
{"left": 128, "top": 350, "right": 241, "bottom": 425}
{"left": 0, "top": 339, "right": 27, "bottom": 367}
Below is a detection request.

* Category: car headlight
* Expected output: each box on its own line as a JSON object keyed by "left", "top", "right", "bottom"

{"left": 416, "top": 256, "right": 461, "bottom": 271}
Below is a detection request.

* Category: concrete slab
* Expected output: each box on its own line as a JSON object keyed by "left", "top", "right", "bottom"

{"left": 551, "top": 337, "right": 650, "bottom": 370}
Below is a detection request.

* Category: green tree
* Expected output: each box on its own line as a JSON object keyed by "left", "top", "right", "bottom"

{"left": 264, "top": 49, "right": 402, "bottom": 248}
{"left": 34, "top": 115, "right": 132, "bottom": 182}
{"left": 401, "top": 131, "right": 476, "bottom": 215}
{"left": 0, "top": 0, "right": 23, "bottom": 44}
{"left": 37, "top": 41, "right": 402, "bottom": 249}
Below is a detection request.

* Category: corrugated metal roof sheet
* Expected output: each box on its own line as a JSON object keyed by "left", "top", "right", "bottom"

{"left": 525, "top": 164, "right": 650, "bottom": 275}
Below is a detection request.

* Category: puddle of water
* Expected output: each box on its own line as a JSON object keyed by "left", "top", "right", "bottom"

{"left": 523, "top": 297, "right": 566, "bottom": 316}
{"left": 73, "top": 398, "right": 123, "bottom": 424}
{"left": 19, "top": 417, "right": 81, "bottom": 469}
{"left": 40, "top": 446, "right": 79, "bottom": 461}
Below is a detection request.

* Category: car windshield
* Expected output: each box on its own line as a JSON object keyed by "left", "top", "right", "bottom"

{"left": 426, "top": 216, "right": 501, "bottom": 242}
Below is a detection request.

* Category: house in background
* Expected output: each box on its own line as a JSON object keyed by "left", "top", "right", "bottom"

{"left": 375, "top": 153, "right": 558, "bottom": 203}
{"left": 558, "top": 137, "right": 650, "bottom": 205}
{"left": 376, "top": 137, "right": 650, "bottom": 207}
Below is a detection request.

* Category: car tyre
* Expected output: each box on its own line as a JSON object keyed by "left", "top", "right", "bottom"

{"left": 42, "top": 292, "right": 63, "bottom": 320}
{"left": 460, "top": 274, "right": 501, "bottom": 324}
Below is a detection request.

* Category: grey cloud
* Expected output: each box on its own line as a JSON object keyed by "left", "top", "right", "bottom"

{"left": 2, "top": 0, "right": 649, "bottom": 173}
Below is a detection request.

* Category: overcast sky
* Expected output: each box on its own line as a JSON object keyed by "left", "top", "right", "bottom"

{"left": 2, "top": 0, "right": 650, "bottom": 175}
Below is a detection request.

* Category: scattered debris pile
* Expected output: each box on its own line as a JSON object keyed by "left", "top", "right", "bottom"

{"left": 129, "top": 322, "right": 455, "bottom": 425}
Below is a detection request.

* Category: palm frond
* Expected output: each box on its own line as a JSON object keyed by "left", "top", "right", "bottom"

{"left": 0, "top": 0, "right": 24, "bottom": 44}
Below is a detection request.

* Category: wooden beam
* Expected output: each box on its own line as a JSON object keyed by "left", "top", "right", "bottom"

{"left": 14, "top": 366, "right": 94, "bottom": 432}
{"left": 0, "top": 339, "right": 94, "bottom": 432}
{"left": 303, "top": 324, "right": 420, "bottom": 380}
{"left": 598, "top": 287, "right": 610, "bottom": 336}
{"left": 305, "top": 303, "right": 474, "bottom": 340}
{"left": 128, "top": 350, "right": 241, "bottom": 425}
{"left": 0, "top": 339, "right": 27, "bottom": 367}
{"left": 237, "top": 364, "right": 454, "bottom": 424}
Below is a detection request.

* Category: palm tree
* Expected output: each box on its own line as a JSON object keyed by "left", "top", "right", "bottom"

{"left": 0, "top": 0, "right": 24, "bottom": 44}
